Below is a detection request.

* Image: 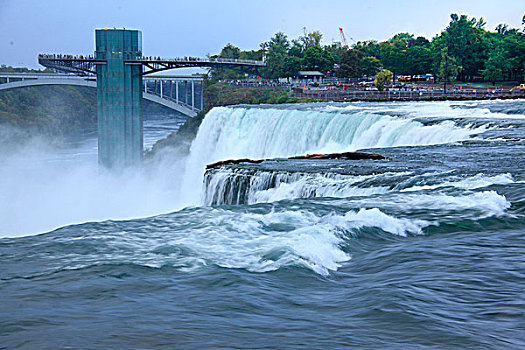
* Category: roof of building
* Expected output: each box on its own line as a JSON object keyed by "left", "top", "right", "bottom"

{"left": 297, "top": 71, "right": 325, "bottom": 76}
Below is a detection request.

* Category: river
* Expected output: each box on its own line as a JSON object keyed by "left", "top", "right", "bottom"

{"left": 1, "top": 100, "right": 524, "bottom": 349}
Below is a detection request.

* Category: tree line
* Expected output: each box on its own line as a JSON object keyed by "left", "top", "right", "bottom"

{"left": 211, "top": 14, "right": 525, "bottom": 84}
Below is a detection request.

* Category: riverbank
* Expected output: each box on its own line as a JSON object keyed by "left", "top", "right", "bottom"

{"left": 0, "top": 85, "right": 97, "bottom": 135}
{"left": 0, "top": 85, "right": 178, "bottom": 136}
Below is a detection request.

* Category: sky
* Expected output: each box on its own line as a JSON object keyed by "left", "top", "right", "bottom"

{"left": 0, "top": 0, "right": 523, "bottom": 69}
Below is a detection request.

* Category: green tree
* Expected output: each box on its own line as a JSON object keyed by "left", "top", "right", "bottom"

{"left": 410, "top": 36, "right": 430, "bottom": 47}
{"left": 378, "top": 33, "right": 414, "bottom": 75}
{"left": 406, "top": 46, "right": 433, "bottom": 75}
{"left": 302, "top": 46, "right": 335, "bottom": 73}
{"left": 438, "top": 47, "right": 461, "bottom": 91}
{"left": 353, "top": 40, "right": 381, "bottom": 58}
{"left": 482, "top": 25, "right": 525, "bottom": 82}
{"left": 360, "top": 56, "right": 382, "bottom": 77}
{"left": 336, "top": 49, "right": 363, "bottom": 77}
{"left": 298, "top": 30, "right": 323, "bottom": 50}
{"left": 282, "top": 56, "right": 302, "bottom": 77}
{"left": 261, "top": 32, "right": 290, "bottom": 79}
{"left": 219, "top": 43, "right": 241, "bottom": 59}
{"left": 288, "top": 40, "right": 304, "bottom": 58}
{"left": 239, "top": 49, "right": 264, "bottom": 61}
{"left": 375, "top": 69, "right": 393, "bottom": 91}
{"left": 435, "top": 14, "right": 488, "bottom": 81}
{"left": 210, "top": 44, "right": 244, "bottom": 81}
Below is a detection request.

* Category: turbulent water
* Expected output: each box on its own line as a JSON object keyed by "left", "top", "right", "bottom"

{"left": 1, "top": 101, "right": 525, "bottom": 349}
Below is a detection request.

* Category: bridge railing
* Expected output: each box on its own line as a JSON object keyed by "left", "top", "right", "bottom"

{"left": 39, "top": 54, "right": 96, "bottom": 60}
{"left": 132, "top": 56, "right": 265, "bottom": 66}
{"left": 38, "top": 54, "right": 265, "bottom": 66}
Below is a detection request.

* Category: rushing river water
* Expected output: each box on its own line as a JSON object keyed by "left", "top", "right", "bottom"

{"left": 1, "top": 101, "right": 524, "bottom": 349}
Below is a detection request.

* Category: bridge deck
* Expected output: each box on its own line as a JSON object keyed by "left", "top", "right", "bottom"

{"left": 38, "top": 54, "right": 265, "bottom": 75}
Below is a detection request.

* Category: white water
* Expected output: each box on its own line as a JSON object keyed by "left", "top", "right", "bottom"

{"left": 183, "top": 105, "right": 490, "bottom": 204}
{"left": 0, "top": 102, "right": 503, "bottom": 238}
{"left": 51, "top": 206, "right": 431, "bottom": 276}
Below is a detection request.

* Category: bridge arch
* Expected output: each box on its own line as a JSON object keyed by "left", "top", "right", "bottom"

{"left": 0, "top": 79, "right": 197, "bottom": 117}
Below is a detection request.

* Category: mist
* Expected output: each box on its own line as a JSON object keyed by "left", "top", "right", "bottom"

{"left": 0, "top": 124, "right": 187, "bottom": 238}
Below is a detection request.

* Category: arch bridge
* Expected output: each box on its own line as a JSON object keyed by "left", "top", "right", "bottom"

{"left": 0, "top": 72, "right": 204, "bottom": 117}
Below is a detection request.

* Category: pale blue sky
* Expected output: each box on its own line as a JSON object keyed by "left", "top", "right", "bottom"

{"left": 0, "top": 0, "right": 523, "bottom": 69}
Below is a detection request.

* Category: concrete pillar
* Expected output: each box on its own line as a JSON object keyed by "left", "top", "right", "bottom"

{"left": 160, "top": 80, "right": 163, "bottom": 98}
{"left": 185, "top": 81, "right": 188, "bottom": 105}
{"left": 200, "top": 81, "right": 204, "bottom": 110}
{"left": 96, "top": 29, "right": 143, "bottom": 169}
{"left": 191, "top": 81, "right": 195, "bottom": 110}
{"left": 176, "top": 81, "right": 179, "bottom": 103}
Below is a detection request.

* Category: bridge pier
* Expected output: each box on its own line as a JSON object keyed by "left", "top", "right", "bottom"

{"left": 37, "top": 33, "right": 264, "bottom": 169}
{"left": 191, "top": 81, "right": 195, "bottom": 110}
{"left": 96, "top": 29, "right": 143, "bottom": 169}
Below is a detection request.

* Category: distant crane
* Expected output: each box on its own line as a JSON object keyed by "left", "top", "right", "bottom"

{"left": 339, "top": 28, "right": 349, "bottom": 48}
{"left": 339, "top": 28, "right": 354, "bottom": 48}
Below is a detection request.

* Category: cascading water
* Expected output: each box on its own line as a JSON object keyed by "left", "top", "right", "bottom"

{"left": 182, "top": 103, "right": 490, "bottom": 204}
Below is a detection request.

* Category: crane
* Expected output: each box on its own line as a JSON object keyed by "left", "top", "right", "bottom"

{"left": 339, "top": 28, "right": 349, "bottom": 48}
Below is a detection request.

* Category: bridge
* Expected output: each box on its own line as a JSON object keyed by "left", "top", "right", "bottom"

{"left": 0, "top": 72, "right": 204, "bottom": 117}
{"left": 38, "top": 55, "right": 265, "bottom": 76}
{"left": 37, "top": 28, "right": 265, "bottom": 169}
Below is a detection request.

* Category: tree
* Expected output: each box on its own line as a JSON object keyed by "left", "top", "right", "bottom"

{"left": 298, "top": 30, "right": 323, "bottom": 50}
{"left": 288, "top": 40, "right": 304, "bottom": 58}
{"left": 282, "top": 56, "right": 302, "bottom": 77}
{"left": 336, "top": 49, "right": 363, "bottom": 77}
{"left": 482, "top": 25, "right": 525, "bottom": 82}
{"left": 375, "top": 69, "right": 393, "bottom": 91}
{"left": 377, "top": 33, "right": 414, "bottom": 75}
{"left": 353, "top": 40, "right": 381, "bottom": 58}
{"left": 438, "top": 47, "right": 461, "bottom": 91}
{"left": 482, "top": 49, "right": 508, "bottom": 84}
{"left": 406, "top": 46, "right": 433, "bottom": 75}
{"left": 210, "top": 44, "right": 244, "bottom": 81}
{"left": 436, "top": 14, "right": 488, "bottom": 81}
{"left": 239, "top": 49, "right": 264, "bottom": 61}
{"left": 411, "top": 36, "right": 430, "bottom": 47}
{"left": 261, "top": 32, "right": 290, "bottom": 79}
{"left": 219, "top": 43, "right": 241, "bottom": 59}
{"left": 360, "top": 56, "right": 382, "bottom": 77}
{"left": 302, "top": 46, "right": 335, "bottom": 73}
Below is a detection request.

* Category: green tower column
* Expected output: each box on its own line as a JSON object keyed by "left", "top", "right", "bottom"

{"left": 95, "top": 29, "right": 143, "bottom": 169}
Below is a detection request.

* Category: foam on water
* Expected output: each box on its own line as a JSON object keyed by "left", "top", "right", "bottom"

{"left": 182, "top": 105, "right": 490, "bottom": 204}
{"left": 204, "top": 167, "right": 515, "bottom": 208}
{"left": 359, "top": 191, "right": 511, "bottom": 218}
{"left": 401, "top": 173, "right": 515, "bottom": 192}
{"left": 40, "top": 206, "right": 433, "bottom": 276}
{"left": 322, "top": 100, "right": 525, "bottom": 120}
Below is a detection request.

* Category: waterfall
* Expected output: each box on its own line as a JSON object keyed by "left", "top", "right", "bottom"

{"left": 181, "top": 104, "right": 488, "bottom": 204}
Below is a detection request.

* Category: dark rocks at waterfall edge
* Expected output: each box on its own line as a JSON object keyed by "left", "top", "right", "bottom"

{"left": 205, "top": 151, "right": 386, "bottom": 170}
